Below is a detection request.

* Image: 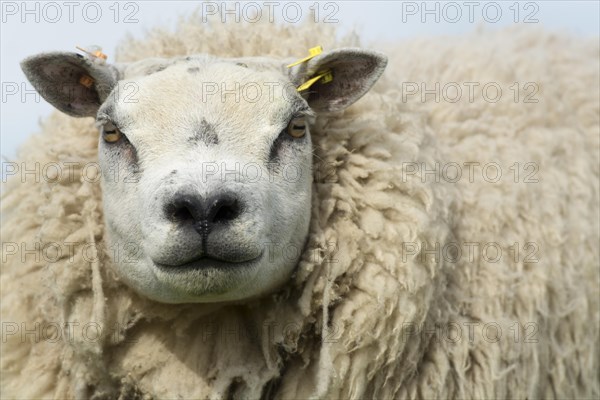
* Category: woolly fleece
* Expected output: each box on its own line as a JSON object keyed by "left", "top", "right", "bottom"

{"left": 1, "top": 16, "right": 599, "bottom": 399}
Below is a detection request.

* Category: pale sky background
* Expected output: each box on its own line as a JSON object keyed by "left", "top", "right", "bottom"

{"left": 1, "top": 0, "right": 599, "bottom": 159}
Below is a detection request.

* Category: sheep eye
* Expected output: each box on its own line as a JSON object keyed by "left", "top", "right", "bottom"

{"left": 287, "top": 117, "right": 306, "bottom": 138}
{"left": 102, "top": 122, "right": 122, "bottom": 143}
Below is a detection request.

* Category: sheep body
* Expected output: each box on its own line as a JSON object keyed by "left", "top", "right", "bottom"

{"left": 1, "top": 18, "right": 598, "bottom": 399}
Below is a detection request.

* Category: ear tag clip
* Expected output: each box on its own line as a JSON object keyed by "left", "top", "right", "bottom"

{"left": 79, "top": 75, "right": 95, "bottom": 88}
{"left": 75, "top": 45, "right": 106, "bottom": 88}
{"left": 286, "top": 45, "right": 323, "bottom": 68}
{"left": 76, "top": 45, "right": 108, "bottom": 64}
{"left": 287, "top": 46, "right": 333, "bottom": 92}
{"left": 297, "top": 70, "right": 333, "bottom": 92}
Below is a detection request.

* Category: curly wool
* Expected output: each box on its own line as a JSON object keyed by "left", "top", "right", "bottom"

{"left": 1, "top": 16, "right": 599, "bottom": 399}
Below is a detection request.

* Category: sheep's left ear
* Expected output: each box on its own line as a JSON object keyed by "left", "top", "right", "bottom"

{"left": 20, "top": 52, "right": 119, "bottom": 117}
{"left": 289, "top": 48, "right": 387, "bottom": 113}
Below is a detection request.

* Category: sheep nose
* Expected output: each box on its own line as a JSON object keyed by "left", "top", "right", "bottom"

{"left": 165, "top": 192, "right": 241, "bottom": 233}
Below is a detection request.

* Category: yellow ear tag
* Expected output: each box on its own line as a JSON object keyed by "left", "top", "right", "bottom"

{"left": 297, "top": 70, "right": 333, "bottom": 92}
{"left": 286, "top": 46, "right": 323, "bottom": 68}
{"left": 79, "top": 74, "right": 95, "bottom": 88}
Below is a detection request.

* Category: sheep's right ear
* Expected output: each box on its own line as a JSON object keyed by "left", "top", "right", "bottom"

{"left": 20, "top": 52, "right": 119, "bottom": 117}
{"left": 287, "top": 48, "right": 387, "bottom": 113}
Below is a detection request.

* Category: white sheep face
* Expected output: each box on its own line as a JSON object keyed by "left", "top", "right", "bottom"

{"left": 99, "top": 60, "right": 313, "bottom": 303}
{"left": 21, "top": 49, "right": 387, "bottom": 303}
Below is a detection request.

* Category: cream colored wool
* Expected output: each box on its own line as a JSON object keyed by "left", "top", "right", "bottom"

{"left": 1, "top": 15, "right": 599, "bottom": 399}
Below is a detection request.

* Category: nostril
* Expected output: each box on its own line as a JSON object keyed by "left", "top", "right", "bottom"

{"left": 213, "top": 205, "right": 237, "bottom": 222}
{"left": 208, "top": 195, "right": 240, "bottom": 224}
{"left": 165, "top": 195, "right": 202, "bottom": 223}
{"left": 172, "top": 205, "right": 194, "bottom": 222}
{"left": 164, "top": 192, "right": 241, "bottom": 230}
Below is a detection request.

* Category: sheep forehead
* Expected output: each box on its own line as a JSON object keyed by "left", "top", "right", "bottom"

{"left": 107, "top": 61, "right": 303, "bottom": 148}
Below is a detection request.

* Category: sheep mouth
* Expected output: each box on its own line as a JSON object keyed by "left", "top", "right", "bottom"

{"left": 153, "top": 253, "right": 263, "bottom": 272}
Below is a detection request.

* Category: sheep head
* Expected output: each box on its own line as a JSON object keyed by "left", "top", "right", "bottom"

{"left": 20, "top": 48, "right": 387, "bottom": 303}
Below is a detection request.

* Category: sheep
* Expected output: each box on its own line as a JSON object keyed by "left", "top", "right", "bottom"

{"left": 1, "top": 16, "right": 598, "bottom": 400}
